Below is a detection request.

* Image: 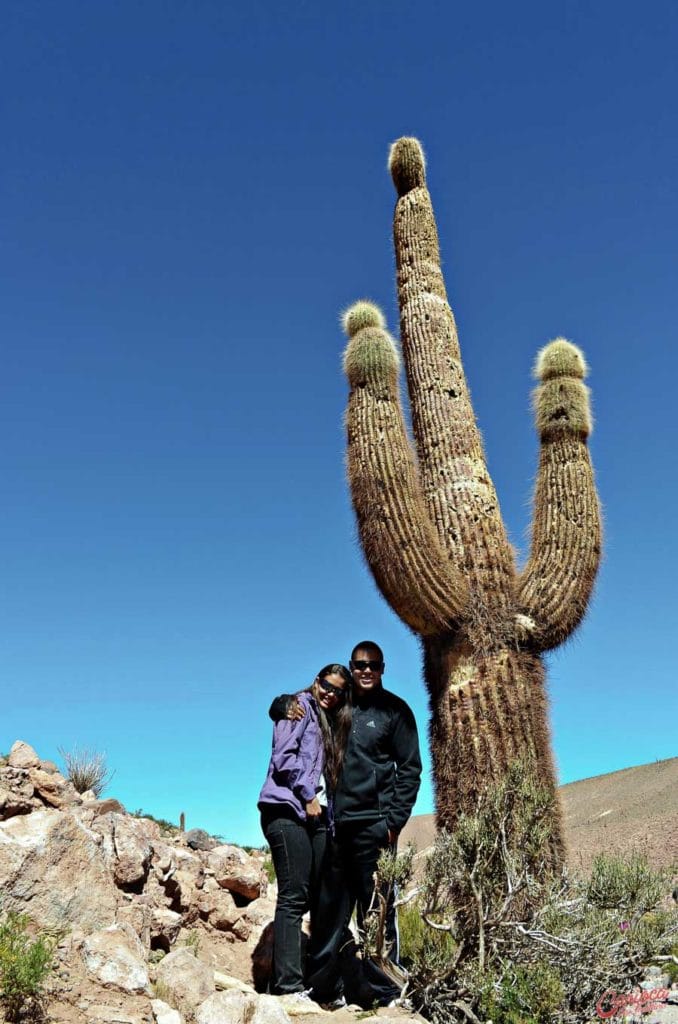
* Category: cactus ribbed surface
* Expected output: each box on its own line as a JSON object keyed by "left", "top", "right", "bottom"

{"left": 342, "top": 139, "right": 602, "bottom": 856}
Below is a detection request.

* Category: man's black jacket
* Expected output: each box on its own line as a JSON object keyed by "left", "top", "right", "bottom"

{"left": 268, "top": 685, "right": 421, "bottom": 835}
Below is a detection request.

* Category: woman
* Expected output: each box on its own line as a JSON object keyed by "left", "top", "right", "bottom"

{"left": 258, "top": 664, "right": 352, "bottom": 999}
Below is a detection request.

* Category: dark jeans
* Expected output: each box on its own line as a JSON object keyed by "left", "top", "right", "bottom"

{"left": 339, "top": 818, "right": 400, "bottom": 963}
{"left": 304, "top": 834, "right": 350, "bottom": 1000}
{"left": 307, "top": 818, "right": 401, "bottom": 1006}
{"left": 261, "top": 806, "right": 327, "bottom": 995}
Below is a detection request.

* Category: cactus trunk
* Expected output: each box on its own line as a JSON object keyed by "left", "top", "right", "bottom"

{"left": 424, "top": 638, "right": 564, "bottom": 859}
{"left": 341, "top": 138, "right": 602, "bottom": 860}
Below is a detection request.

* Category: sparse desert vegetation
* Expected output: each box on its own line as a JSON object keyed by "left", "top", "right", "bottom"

{"left": 372, "top": 760, "right": 678, "bottom": 1024}
{"left": 0, "top": 910, "right": 57, "bottom": 1022}
{"left": 58, "top": 745, "right": 114, "bottom": 798}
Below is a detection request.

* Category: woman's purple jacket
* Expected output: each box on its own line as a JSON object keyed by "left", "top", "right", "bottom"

{"left": 258, "top": 692, "right": 324, "bottom": 821}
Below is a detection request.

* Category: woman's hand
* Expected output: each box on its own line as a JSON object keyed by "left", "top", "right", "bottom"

{"left": 306, "top": 797, "right": 322, "bottom": 818}
{"left": 286, "top": 698, "right": 305, "bottom": 722}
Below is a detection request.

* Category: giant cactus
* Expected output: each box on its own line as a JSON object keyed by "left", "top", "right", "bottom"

{"left": 342, "top": 138, "right": 602, "bottom": 856}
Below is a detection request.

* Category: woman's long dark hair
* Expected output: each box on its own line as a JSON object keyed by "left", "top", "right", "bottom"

{"left": 311, "top": 663, "right": 352, "bottom": 792}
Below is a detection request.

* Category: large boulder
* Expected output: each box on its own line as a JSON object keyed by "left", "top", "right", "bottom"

{"left": 255, "top": 996, "right": 296, "bottom": 1023}
{"left": 0, "top": 808, "right": 118, "bottom": 930}
{"left": 165, "top": 869, "right": 204, "bottom": 920}
{"left": 28, "top": 766, "right": 81, "bottom": 808}
{"left": 241, "top": 896, "right": 275, "bottom": 930}
{"left": 82, "top": 923, "right": 150, "bottom": 993}
{"left": 195, "top": 991, "right": 257, "bottom": 1024}
{"left": 92, "top": 797, "right": 128, "bottom": 816}
{"left": 150, "top": 907, "right": 183, "bottom": 950}
{"left": 0, "top": 765, "right": 34, "bottom": 818}
{"left": 8, "top": 740, "right": 40, "bottom": 770}
{"left": 113, "top": 816, "right": 153, "bottom": 889}
{"left": 152, "top": 841, "right": 176, "bottom": 882}
{"left": 155, "top": 948, "right": 214, "bottom": 1018}
{"left": 0, "top": 782, "right": 31, "bottom": 819}
{"left": 91, "top": 812, "right": 154, "bottom": 889}
{"left": 117, "top": 899, "right": 152, "bottom": 949}
{"left": 206, "top": 890, "right": 242, "bottom": 932}
{"left": 197, "top": 991, "right": 292, "bottom": 1024}
{"left": 173, "top": 845, "right": 205, "bottom": 876}
{"left": 184, "top": 828, "right": 215, "bottom": 852}
{"left": 207, "top": 845, "right": 262, "bottom": 901}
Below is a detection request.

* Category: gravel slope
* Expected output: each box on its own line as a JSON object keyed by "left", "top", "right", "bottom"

{"left": 400, "top": 756, "right": 678, "bottom": 874}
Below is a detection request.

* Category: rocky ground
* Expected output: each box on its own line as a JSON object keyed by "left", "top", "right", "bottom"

{"left": 1, "top": 742, "right": 676, "bottom": 1024}
{"left": 0, "top": 741, "right": 422, "bottom": 1024}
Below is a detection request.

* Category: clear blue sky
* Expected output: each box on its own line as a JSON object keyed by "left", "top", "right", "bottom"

{"left": 2, "top": 1, "right": 676, "bottom": 846}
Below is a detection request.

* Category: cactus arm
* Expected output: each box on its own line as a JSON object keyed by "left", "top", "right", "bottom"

{"left": 518, "top": 339, "right": 602, "bottom": 651}
{"left": 389, "top": 139, "right": 515, "bottom": 619}
{"left": 343, "top": 302, "right": 469, "bottom": 636}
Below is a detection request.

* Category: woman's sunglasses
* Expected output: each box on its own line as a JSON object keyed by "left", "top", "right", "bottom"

{"left": 318, "top": 679, "right": 345, "bottom": 699}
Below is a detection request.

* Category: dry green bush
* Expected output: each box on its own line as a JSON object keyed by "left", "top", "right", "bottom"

{"left": 58, "top": 745, "right": 114, "bottom": 797}
{"left": 371, "top": 760, "right": 678, "bottom": 1024}
{"left": 0, "top": 911, "right": 57, "bottom": 1021}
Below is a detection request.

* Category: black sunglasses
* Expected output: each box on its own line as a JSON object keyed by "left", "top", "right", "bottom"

{"left": 319, "top": 679, "right": 346, "bottom": 698}
{"left": 351, "top": 659, "right": 384, "bottom": 672}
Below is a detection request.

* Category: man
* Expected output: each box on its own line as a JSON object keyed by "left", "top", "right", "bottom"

{"left": 333, "top": 641, "right": 422, "bottom": 961}
{"left": 269, "top": 640, "right": 422, "bottom": 1005}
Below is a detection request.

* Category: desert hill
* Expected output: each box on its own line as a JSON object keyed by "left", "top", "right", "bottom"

{"left": 400, "top": 756, "right": 678, "bottom": 873}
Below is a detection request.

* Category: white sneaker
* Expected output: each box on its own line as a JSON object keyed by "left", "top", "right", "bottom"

{"left": 281, "top": 989, "right": 315, "bottom": 1005}
{"left": 321, "top": 994, "right": 347, "bottom": 1010}
{"left": 387, "top": 996, "right": 413, "bottom": 1009}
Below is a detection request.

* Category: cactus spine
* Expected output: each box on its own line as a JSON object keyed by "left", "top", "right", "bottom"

{"left": 343, "top": 139, "right": 602, "bottom": 856}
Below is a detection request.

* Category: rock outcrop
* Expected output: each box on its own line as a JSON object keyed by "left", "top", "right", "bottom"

{"left": 0, "top": 740, "right": 276, "bottom": 1024}
{"left": 0, "top": 740, "right": 428, "bottom": 1024}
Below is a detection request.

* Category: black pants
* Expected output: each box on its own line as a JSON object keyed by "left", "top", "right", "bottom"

{"left": 261, "top": 806, "right": 328, "bottom": 995}
{"left": 304, "top": 833, "right": 350, "bottom": 1000}
{"left": 339, "top": 818, "right": 400, "bottom": 961}
{"left": 307, "top": 818, "right": 400, "bottom": 1006}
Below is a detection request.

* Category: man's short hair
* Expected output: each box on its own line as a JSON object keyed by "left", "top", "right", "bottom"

{"left": 350, "top": 640, "right": 384, "bottom": 663}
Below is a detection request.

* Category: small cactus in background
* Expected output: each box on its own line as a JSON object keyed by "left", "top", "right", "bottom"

{"left": 342, "top": 138, "right": 602, "bottom": 858}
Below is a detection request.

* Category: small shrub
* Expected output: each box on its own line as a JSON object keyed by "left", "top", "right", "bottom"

{"left": 58, "top": 746, "right": 113, "bottom": 798}
{"left": 262, "top": 856, "right": 276, "bottom": 884}
{"left": 398, "top": 901, "right": 428, "bottom": 963}
{"left": 182, "top": 930, "right": 201, "bottom": 955}
{"left": 0, "top": 911, "right": 57, "bottom": 1021}
{"left": 586, "top": 851, "right": 667, "bottom": 912}
{"left": 479, "top": 961, "right": 564, "bottom": 1024}
{"left": 362, "top": 845, "right": 416, "bottom": 964}
{"left": 399, "top": 900, "right": 456, "bottom": 975}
